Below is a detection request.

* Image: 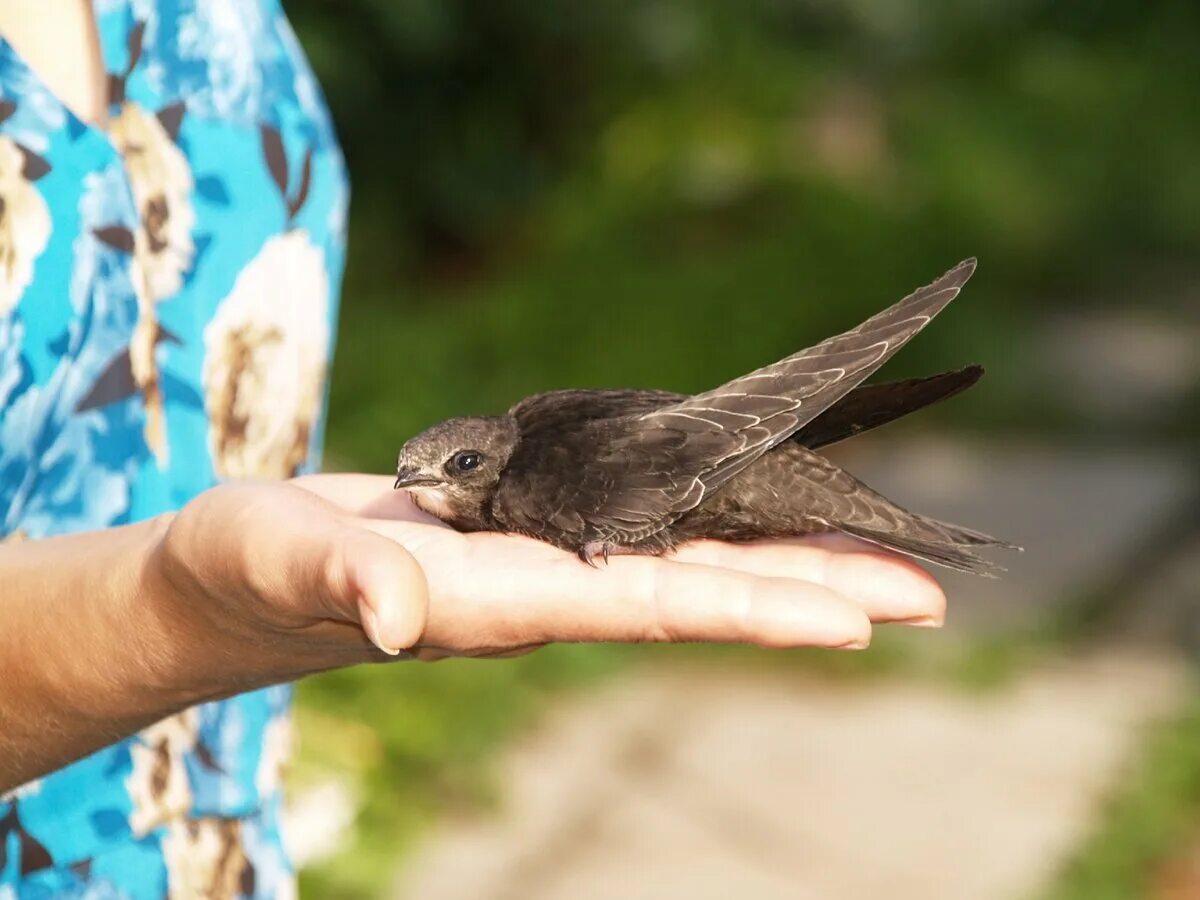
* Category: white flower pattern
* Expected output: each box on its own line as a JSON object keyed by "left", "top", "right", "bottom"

{"left": 106, "top": 102, "right": 196, "bottom": 302}
{"left": 0, "top": 136, "right": 51, "bottom": 318}
{"left": 255, "top": 713, "right": 294, "bottom": 798}
{"left": 126, "top": 709, "right": 199, "bottom": 837}
{"left": 203, "top": 230, "right": 329, "bottom": 480}
{"left": 105, "top": 101, "right": 197, "bottom": 464}
{"left": 162, "top": 817, "right": 251, "bottom": 899}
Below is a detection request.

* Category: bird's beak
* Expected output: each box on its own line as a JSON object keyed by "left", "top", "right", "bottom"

{"left": 394, "top": 467, "right": 443, "bottom": 490}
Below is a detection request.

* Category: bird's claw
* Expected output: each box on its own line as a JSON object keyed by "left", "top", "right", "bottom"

{"left": 578, "top": 541, "right": 615, "bottom": 567}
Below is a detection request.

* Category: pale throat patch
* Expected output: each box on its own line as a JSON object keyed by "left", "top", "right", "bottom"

{"left": 408, "top": 486, "right": 455, "bottom": 521}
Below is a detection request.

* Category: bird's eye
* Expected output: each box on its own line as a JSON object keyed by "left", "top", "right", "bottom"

{"left": 450, "top": 451, "right": 482, "bottom": 473}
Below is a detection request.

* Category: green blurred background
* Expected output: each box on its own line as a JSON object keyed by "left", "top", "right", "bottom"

{"left": 282, "top": 1, "right": 1199, "bottom": 896}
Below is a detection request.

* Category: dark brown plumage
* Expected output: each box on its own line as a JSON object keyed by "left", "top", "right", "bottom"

{"left": 393, "top": 259, "right": 1020, "bottom": 575}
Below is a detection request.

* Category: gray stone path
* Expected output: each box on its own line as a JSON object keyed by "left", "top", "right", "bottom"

{"left": 392, "top": 653, "right": 1189, "bottom": 900}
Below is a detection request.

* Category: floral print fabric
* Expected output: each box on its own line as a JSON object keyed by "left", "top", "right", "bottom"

{"left": 0, "top": 0, "right": 347, "bottom": 894}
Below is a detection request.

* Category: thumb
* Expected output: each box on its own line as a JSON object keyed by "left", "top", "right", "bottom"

{"left": 324, "top": 525, "right": 429, "bottom": 655}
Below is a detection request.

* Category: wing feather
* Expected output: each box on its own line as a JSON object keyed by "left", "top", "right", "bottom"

{"left": 569, "top": 259, "right": 976, "bottom": 541}
{"left": 632, "top": 259, "right": 977, "bottom": 509}
{"left": 794, "top": 365, "right": 983, "bottom": 450}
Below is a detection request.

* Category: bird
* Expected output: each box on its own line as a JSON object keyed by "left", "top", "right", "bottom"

{"left": 393, "top": 258, "right": 1020, "bottom": 575}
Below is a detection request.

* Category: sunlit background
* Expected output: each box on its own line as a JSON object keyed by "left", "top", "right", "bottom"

{"left": 282, "top": 2, "right": 1199, "bottom": 897}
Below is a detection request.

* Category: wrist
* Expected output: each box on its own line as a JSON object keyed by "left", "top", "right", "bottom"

{"left": 138, "top": 489, "right": 346, "bottom": 698}
{"left": 133, "top": 510, "right": 268, "bottom": 706}
{"left": 90, "top": 513, "right": 228, "bottom": 718}
{"left": 123, "top": 513, "right": 206, "bottom": 702}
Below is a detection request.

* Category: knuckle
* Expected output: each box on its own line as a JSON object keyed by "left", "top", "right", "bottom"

{"left": 318, "top": 536, "right": 353, "bottom": 616}
{"left": 641, "top": 563, "right": 675, "bottom": 643}
{"left": 726, "top": 579, "right": 757, "bottom": 640}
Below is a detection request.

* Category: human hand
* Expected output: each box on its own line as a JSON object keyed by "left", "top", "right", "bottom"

{"left": 291, "top": 473, "right": 947, "bottom": 662}
{"left": 142, "top": 480, "right": 430, "bottom": 696}
{"left": 146, "top": 470, "right": 946, "bottom": 698}
{"left": 0, "top": 470, "right": 944, "bottom": 790}
{"left": 0, "top": 478, "right": 431, "bottom": 788}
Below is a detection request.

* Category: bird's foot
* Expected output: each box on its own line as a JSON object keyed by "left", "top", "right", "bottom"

{"left": 578, "top": 541, "right": 635, "bottom": 567}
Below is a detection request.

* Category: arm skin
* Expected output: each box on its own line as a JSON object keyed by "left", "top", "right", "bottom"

{"left": 0, "top": 474, "right": 945, "bottom": 791}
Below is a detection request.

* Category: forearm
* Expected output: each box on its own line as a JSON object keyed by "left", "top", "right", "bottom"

{"left": 0, "top": 517, "right": 210, "bottom": 791}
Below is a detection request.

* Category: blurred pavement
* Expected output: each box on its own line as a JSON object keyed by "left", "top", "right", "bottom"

{"left": 390, "top": 431, "right": 1198, "bottom": 899}
{"left": 392, "top": 654, "right": 1188, "bottom": 900}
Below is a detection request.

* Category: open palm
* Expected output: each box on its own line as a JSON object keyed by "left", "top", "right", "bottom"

{"left": 296, "top": 474, "right": 946, "bottom": 660}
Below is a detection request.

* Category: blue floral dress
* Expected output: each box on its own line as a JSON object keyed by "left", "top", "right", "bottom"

{"left": 0, "top": 1, "right": 347, "bottom": 895}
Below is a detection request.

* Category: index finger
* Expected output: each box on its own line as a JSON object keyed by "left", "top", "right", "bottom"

{"left": 361, "top": 521, "right": 873, "bottom": 651}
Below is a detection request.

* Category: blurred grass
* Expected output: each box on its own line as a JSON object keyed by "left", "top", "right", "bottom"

{"left": 290, "top": 2, "right": 1200, "bottom": 894}
{"left": 1042, "top": 694, "right": 1200, "bottom": 900}
{"left": 296, "top": 645, "right": 632, "bottom": 896}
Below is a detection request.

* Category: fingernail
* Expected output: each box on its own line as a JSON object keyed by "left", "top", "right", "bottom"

{"left": 835, "top": 638, "right": 871, "bottom": 650}
{"left": 898, "top": 615, "right": 943, "bottom": 629}
{"left": 360, "top": 602, "right": 401, "bottom": 656}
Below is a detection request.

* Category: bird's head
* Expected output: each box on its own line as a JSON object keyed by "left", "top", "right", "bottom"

{"left": 393, "top": 416, "right": 519, "bottom": 528}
